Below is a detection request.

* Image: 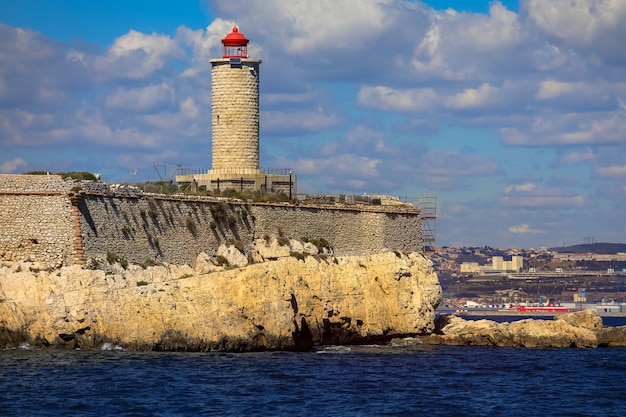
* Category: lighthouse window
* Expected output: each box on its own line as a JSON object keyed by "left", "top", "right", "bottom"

{"left": 224, "top": 45, "right": 247, "bottom": 58}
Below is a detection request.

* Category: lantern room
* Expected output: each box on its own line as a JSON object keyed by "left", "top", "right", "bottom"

{"left": 222, "top": 26, "right": 249, "bottom": 58}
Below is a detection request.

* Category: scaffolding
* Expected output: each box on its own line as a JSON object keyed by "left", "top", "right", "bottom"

{"left": 419, "top": 195, "right": 436, "bottom": 253}
{"left": 153, "top": 163, "right": 182, "bottom": 183}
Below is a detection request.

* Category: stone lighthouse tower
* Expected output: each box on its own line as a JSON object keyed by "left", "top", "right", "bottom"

{"left": 176, "top": 26, "right": 295, "bottom": 196}
{"left": 211, "top": 27, "right": 261, "bottom": 174}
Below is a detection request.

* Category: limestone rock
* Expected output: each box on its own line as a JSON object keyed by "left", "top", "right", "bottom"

{"left": 421, "top": 311, "right": 604, "bottom": 348}
{"left": 556, "top": 309, "right": 603, "bottom": 331}
{"left": 596, "top": 326, "right": 626, "bottom": 347}
{"left": 195, "top": 252, "right": 220, "bottom": 274}
{"left": 217, "top": 244, "right": 248, "bottom": 267}
{"left": 254, "top": 237, "right": 290, "bottom": 259}
{"left": 0, "top": 251, "right": 441, "bottom": 351}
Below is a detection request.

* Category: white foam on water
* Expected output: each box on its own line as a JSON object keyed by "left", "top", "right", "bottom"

{"left": 100, "top": 342, "right": 125, "bottom": 351}
{"left": 314, "top": 345, "right": 352, "bottom": 354}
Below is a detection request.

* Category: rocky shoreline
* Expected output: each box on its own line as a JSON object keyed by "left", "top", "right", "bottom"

{"left": 408, "top": 310, "right": 626, "bottom": 348}
{"left": 0, "top": 244, "right": 441, "bottom": 352}
{"left": 3, "top": 239, "right": 626, "bottom": 351}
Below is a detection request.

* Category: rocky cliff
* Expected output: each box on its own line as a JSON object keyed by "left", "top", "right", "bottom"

{"left": 0, "top": 242, "right": 441, "bottom": 351}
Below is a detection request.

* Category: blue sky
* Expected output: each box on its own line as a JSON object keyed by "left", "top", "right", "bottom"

{"left": 1, "top": 0, "right": 625, "bottom": 248}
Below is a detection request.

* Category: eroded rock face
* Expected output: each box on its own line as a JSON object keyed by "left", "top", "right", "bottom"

{"left": 0, "top": 251, "right": 441, "bottom": 351}
{"left": 417, "top": 310, "right": 626, "bottom": 348}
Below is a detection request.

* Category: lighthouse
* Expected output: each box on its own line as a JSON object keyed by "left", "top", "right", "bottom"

{"left": 176, "top": 26, "right": 295, "bottom": 196}
{"left": 211, "top": 27, "right": 261, "bottom": 174}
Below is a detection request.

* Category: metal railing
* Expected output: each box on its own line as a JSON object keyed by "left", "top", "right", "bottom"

{"left": 176, "top": 167, "right": 294, "bottom": 176}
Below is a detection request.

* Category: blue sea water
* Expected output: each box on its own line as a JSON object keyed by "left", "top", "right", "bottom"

{"left": 2, "top": 343, "right": 626, "bottom": 416}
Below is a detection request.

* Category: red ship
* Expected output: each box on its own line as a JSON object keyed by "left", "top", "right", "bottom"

{"left": 514, "top": 304, "right": 569, "bottom": 313}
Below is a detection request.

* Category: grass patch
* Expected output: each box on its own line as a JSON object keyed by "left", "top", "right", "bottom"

{"left": 214, "top": 255, "right": 229, "bottom": 267}
{"left": 228, "top": 239, "right": 244, "bottom": 253}
{"left": 290, "top": 251, "right": 307, "bottom": 261}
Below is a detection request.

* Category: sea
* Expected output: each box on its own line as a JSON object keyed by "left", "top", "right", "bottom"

{"left": 2, "top": 337, "right": 626, "bottom": 417}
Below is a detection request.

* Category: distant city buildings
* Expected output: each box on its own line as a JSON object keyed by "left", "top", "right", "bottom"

{"left": 459, "top": 255, "right": 523, "bottom": 274}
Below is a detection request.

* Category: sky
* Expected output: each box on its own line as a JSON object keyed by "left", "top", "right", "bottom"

{"left": 1, "top": 0, "right": 625, "bottom": 249}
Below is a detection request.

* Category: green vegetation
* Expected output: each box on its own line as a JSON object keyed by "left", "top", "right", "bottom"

{"left": 214, "top": 255, "right": 229, "bottom": 267}
{"left": 210, "top": 202, "right": 227, "bottom": 221}
{"left": 138, "top": 182, "right": 178, "bottom": 195}
{"left": 139, "top": 259, "right": 160, "bottom": 269}
{"left": 25, "top": 171, "right": 100, "bottom": 181}
{"left": 186, "top": 216, "right": 198, "bottom": 235}
{"left": 228, "top": 214, "right": 238, "bottom": 227}
{"left": 105, "top": 252, "right": 129, "bottom": 269}
{"left": 180, "top": 187, "right": 292, "bottom": 203}
{"left": 228, "top": 239, "right": 244, "bottom": 253}
{"left": 106, "top": 252, "right": 118, "bottom": 264}
{"left": 136, "top": 280, "right": 149, "bottom": 286}
{"left": 302, "top": 237, "right": 332, "bottom": 251}
{"left": 290, "top": 251, "right": 307, "bottom": 261}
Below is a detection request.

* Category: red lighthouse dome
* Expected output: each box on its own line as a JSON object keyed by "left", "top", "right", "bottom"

{"left": 222, "top": 27, "right": 249, "bottom": 58}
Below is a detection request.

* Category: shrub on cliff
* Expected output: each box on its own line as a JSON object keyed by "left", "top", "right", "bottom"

{"left": 24, "top": 171, "right": 100, "bottom": 182}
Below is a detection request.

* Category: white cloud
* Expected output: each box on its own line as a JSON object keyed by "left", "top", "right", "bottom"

{"left": 357, "top": 86, "right": 439, "bottom": 112}
{"left": 501, "top": 109, "right": 626, "bottom": 146}
{"left": 504, "top": 183, "right": 535, "bottom": 193}
{"left": 448, "top": 83, "right": 502, "bottom": 109}
{"left": 509, "top": 224, "right": 545, "bottom": 234}
{"left": 560, "top": 148, "right": 596, "bottom": 165}
{"left": 0, "top": 157, "right": 27, "bottom": 173}
{"left": 525, "top": 0, "right": 626, "bottom": 63}
{"left": 180, "top": 97, "right": 199, "bottom": 119}
{"left": 411, "top": 2, "right": 526, "bottom": 80}
{"left": 94, "top": 30, "right": 184, "bottom": 80}
{"left": 595, "top": 165, "right": 626, "bottom": 178}
{"left": 105, "top": 83, "right": 175, "bottom": 112}
{"left": 212, "top": 0, "right": 398, "bottom": 55}
{"left": 536, "top": 80, "right": 585, "bottom": 100}
{"left": 303, "top": 154, "right": 379, "bottom": 177}
{"left": 499, "top": 182, "right": 587, "bottom": 209}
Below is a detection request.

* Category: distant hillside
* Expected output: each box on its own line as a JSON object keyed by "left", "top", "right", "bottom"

{"left": 551, "top": 243, "right": 626, "bottom": 254}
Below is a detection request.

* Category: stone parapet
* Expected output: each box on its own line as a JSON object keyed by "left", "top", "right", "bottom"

{"left": 0, "top": 174, "right": 74, "bottom": 194}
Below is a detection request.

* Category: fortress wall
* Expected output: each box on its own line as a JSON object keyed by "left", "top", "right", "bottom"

{"left": 249, "top": 204, "right": 422, "bottom": 256}
{"left": 78, "top": 194, "right": 255, "bottom": 265}
{"left": 0, "top": 175, "right": 76, "bottom": 267}
{"left": 0, "top": 175, "right": 423, "bottom": 267}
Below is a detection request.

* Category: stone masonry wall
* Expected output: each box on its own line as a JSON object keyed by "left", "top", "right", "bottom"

{"left": 0, "top": 175, "right": 76, "bottom": 267}
{"left": 249, "top": 204, "right": 422, "bottom": 257}
{"left": 78, "top": 196, "right": 422, "bottom": 265}
{"left": 0, "top": 175, "right": 423, "bottom": 267}
{"left": 211, "top": 59, "right": 261, "bottom": 171}
{"left": 78, "top": 193, "right": 256, "bottom": 265}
